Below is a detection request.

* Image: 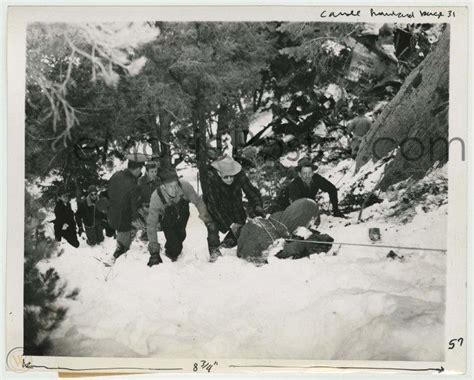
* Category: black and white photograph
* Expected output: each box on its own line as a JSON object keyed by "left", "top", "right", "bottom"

{"left": 5, "top": 5, "right": 469, "bottom": 376}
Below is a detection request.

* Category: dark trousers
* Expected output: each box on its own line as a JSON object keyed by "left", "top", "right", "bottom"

{"left": 103, "top": 221, "right": 115, "bottom": 237}
{"left": 85, "top": 225, "right": 105, "bottom": 246}
{"left": 207, "top": 222, "right": 221, "bottom": 250}
{"left": 163, "top": 212, "right": 190, "bottom": 260}
{"left": 56, "top": 228, "right": 79, "bottom": 248}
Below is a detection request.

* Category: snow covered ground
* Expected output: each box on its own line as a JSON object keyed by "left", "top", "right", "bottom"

{"left": 37, "top": 164, "right": 446, "bottom": 361}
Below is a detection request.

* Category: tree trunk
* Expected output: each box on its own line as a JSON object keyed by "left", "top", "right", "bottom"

{"left": 356, "top": 27, "right": 450, "bottom": 190}
{"left": 253, "top": 78, "right": 267, "bottom": 111}
{"left": 193, "top": 95, "right": 210, "bottom": 197}
{"left": 237, "top": 98, "right": 244, "bottom": 113}
{"left": 207, "top": 117, "right": 213, "bottom": 138}
{"left": 253, "top": 90, "right": 258, "bottom": 112}
{"left": 157, "top": 110, "right": 172, "bottom": 166}
{"left": 216, "top": 103, "right": 231, "bottom": 152}
{"left": 101, "top": 123, "right": 109, "bottom": 163}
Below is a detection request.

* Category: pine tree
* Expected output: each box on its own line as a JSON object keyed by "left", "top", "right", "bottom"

{"left": 23, "top": 192, "right": 78, "bottom": 355}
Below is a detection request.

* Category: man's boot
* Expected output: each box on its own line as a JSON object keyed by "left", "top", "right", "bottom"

{"left": 209, "top": 247, "right": 222, "bottom": 263}
{"left": 165, "top": 250, "right": 180, "bottom": 262}
{"left": 220, "top": 231, "right": 237, "bottom": 249}
{"left": 113, "top": 241, "right": 127, "bottom": 260}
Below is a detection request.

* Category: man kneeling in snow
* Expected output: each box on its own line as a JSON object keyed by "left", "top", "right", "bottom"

{"left": 203, "top": 155, "right": 265, "bottom": 262}
{"left": 146, "top": 167, "right": 217, "bottom": 266}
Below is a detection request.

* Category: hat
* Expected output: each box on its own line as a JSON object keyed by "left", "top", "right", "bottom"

{"left": 211, "top": 155, "right": 242, "bottom": 176}
{"left": 297, "top": 157, "right": 318, "bottom": 170}
{"left": 158, "top": 167, "right": 179, "bottom": 184}
{"left": 128, "top": 160, "right": 145, "bottom": 170}
{"left": 126, "top": 152, "right": 151, "bottom": 162}
{"left": 145, "top": 161, "right": 159, "bottom": 170}
{"left": 87, "top": 185, "right": 98, "bottom": 194}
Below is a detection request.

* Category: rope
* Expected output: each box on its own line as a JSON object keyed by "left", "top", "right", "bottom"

{"left": 253, "top": 218, "right": 277, "bottom": 243}
{"left": 284, "top": 238, "right": 446, "bottom": 253}
{"left": 267, "top": 216, "right": 290, "bottom": 236}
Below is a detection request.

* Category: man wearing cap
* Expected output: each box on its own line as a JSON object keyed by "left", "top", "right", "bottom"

{"left": 137, "top": 161, "right": 160, "bottom": 241}
{"left": 146, "top": 167, "right": 216, "bottom": 266}
{"left": 288, "top": 157, "right": 344, "bottom": 217}
{"left": 204, "top": 155, "right": 265, "bottom": 251}
{"left": 107, "top": 160, "right": 145, "bottom": 260}
{"left": 76, "top": 185, "right": 106, "bottom": 246}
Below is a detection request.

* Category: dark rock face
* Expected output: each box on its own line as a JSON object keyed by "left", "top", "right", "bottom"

{"left": 356, "top": 27, "right": 450, "bottom": 190}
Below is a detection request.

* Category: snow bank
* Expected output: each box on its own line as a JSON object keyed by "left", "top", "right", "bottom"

{"left": 38, "top": 166, "right": 446, "bottom": 361}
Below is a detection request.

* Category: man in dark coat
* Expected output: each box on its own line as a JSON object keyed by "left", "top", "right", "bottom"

{"left": 75, "top": 185, "right": 106, "bottom": 246}
{"left": 288, "top": 157, "right": 345, "bottom": 217}
{"left": 107, "top": 160, "right": 144, "bottom": 259}
{"left": 203, "top": 155, "right": 265, "bottom": 257}
{"left": 53, "top": 193, "right": 80, "bottom": 248}
{"left": 95, "top": 190, "right": 116, "bottom": 238}
{"left": 136, "top": 161, "right": 160, "bottom": 241}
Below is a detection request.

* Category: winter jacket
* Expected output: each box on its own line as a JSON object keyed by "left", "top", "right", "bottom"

{"left": 53, "top": 200, "right": 77, "bottom": 240}
{"left": 147, "top": 179, "right": 212, "bottom": 245}
{"left": 137, "top": 174, "right": 160, "bottom": 208}
{"left": 288, "top": 174, "right": 339, "bottom": 212}
{"left": 107, "top": 170, "right": 141, "bottom": 232}
{"left": 76, "top": 195, "right": 106, "bottom": 229}
{"left": 203, "top": 168, "right": 263, "bottom": 233}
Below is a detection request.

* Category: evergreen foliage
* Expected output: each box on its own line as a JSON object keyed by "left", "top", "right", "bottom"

{"left": 24, "top": 192, "right": 77, "bottom": 355}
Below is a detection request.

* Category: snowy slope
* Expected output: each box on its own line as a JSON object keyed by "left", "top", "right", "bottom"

{"left": 37, "top": 165, "right": 446, "bottom": 361}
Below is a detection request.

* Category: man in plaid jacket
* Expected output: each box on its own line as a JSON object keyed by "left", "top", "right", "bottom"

{"left": 203, "top": 155, "right": 265, "bottom": 256}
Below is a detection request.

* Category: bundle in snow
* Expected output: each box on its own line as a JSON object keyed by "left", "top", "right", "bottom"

{"left": 275, "top": 231, "right": 334, "bottom": 260}
{"left": 237, "top": 198, "right": 322, "bottom": 264}
{"left": 237, "top": 217, "right": 289, "bottom": 265}
{"left": 270, "top": 198, "right": 321, "bottom": 234}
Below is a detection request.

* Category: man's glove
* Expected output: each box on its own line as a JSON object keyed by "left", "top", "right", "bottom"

{"left": 147, "top": 242, "right": 162, "bottom": 267}
{"left": 147, "top": 254, "right": 163, "bottom": 267}
{"left": 254, "top": 206, "right": 265, "bottom": 217}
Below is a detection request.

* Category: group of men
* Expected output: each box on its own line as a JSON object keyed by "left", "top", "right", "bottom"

{"left": 53, "top": 185, "right": 114, "bottom": 248}
{"left": 54, "top": 155, "right": 345, "bottom": 267}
